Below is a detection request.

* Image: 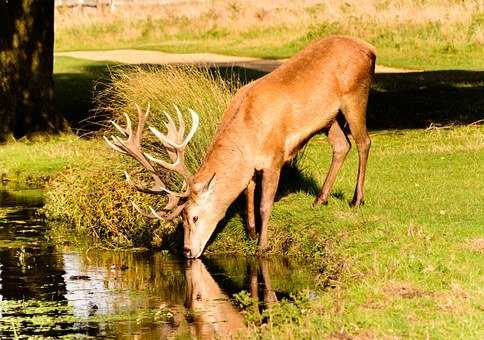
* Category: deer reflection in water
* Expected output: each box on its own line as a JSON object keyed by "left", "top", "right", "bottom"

{"left": 185, "top": 259, "right": 245, "bottom": 339}
{"left": 185, "top": 259, "right": 280, "bottom": 339}
{"left": 249, "top": 259, "right": 278, "bottom": 310}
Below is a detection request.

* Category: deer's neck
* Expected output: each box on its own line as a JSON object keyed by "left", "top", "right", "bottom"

{"left": 195, "top": 136, "right": 254, "bottom": 214}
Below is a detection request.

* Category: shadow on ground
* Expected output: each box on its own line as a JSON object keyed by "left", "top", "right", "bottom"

{"left": 54, "top": 63, "right": 112, "bottom": 134}
{"left": 56, "top": 62, "right": 484, "bottom": 133}
{"left": 212, "top": 66, "right": 484, "bottom": 129}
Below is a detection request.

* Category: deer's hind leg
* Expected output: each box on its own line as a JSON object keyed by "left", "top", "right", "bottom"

{"left": 314, "top": 118, "right": 351, "bottom": 206}
{"left": 340, "top": 86, "right": 372, "bottom": 207}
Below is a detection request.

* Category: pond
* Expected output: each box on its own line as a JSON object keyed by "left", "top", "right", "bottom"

{"left": 0, "top": 185, "right": 314, "bottom": 339}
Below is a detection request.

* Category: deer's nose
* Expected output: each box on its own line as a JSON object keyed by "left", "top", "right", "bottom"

{"left": 183, "top": 247, "right": 192, "bottom": 258}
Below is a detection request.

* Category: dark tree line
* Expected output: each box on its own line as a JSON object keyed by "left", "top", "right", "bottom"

{"left": 0, "top": 0, "right": 66, "bottom": 142}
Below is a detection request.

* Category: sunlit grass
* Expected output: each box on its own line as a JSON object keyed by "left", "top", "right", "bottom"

{"left": 231, "top": 126, "right": 484, "bottom": 339}
{"left": 0, "top": 136, "right": 97, "bottom": 185}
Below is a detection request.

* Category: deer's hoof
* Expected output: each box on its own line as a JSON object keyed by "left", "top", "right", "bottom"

{"left": 350, "top": 199, "right": 365, "bottom": 207}
{"left": 312, "top": 197, "right": 328, "bottom": 207}
{"left": 247, "top": 228, "right": 257, "bottom": 240}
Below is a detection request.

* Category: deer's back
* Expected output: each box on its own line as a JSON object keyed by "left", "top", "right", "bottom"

{"left": 210, "top": 36, "right": 376, "bottom": 168}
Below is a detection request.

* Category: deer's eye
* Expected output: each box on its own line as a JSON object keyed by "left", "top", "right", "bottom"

{"left": 192, "top": 216, "right": 198, "bottom": 223}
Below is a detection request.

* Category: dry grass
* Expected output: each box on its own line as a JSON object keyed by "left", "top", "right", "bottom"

{"left": 95, "top": 65, "right": 237, "bottom": 172}
{"left": 468, "top": 238, "right": 484, "bottom": 252}
{"left": 383, "top": 281, "right": 427, "bottom": 299}
{"left": 56, "top": 0, "right": 482, "bottom": 30}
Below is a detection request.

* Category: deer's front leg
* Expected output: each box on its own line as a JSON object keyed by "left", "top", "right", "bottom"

{"left": 258, "top": 167, "right": 281, "bottom": 252}
{"left": 246, "top": 176, "right": 257, "bottom": 239}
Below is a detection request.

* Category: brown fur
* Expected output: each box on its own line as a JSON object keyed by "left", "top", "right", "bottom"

{"left": 183, "top": 35, "right": 375, "bottom": 257}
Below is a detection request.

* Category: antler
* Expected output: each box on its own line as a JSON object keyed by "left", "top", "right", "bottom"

{"left": 104, "top": 103, "right": 200, "bottom": 220}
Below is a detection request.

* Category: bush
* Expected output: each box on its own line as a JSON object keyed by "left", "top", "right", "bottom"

{"left": 43, "top": 65, "right": 238, "bottom": 248}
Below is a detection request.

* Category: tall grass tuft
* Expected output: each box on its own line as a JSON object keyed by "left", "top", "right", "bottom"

{"left": 44, "top": 65, "right": 238, "bottom": 248}
{"left": 96, "top": 65, "right": 237, "bottom": 172}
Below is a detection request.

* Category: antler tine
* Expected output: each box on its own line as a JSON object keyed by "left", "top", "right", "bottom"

{"left": 125, "top": 169, "right": 189, "bottom": 197}
{"left": 105, "top": 103, "right": 198, "bottom": 220}
{"left": 144, "top": 150, "right": 181, "bottom": 171}
{"left": 132, "top": 201, "right": 186, "bottom": 220}
{"left": 113, "top": 135, "right": 153, "bottom": 170}
{"left": 185, "top": 109, "right": 200, "bottom": 146}
{"left": 132, "top": 202, "right": 163, "bottom": 220}
{"left": 125, "top": 171, "right": 165, "bottom": 195}
{"left": 148, "top": 108, "right": 199, "bottom": 149}
{"left": 104, "top": 135, "right": 128, "bottom": 154}
{"left": 110, "top": 113, "right": 132, "bottom": 137}
{"left": 163, "top": 110, "right": 177, "bottom": 133}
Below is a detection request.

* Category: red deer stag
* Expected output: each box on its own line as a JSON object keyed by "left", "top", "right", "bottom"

{"left": 105, "top": 36, "right": 376, "bottom": 258}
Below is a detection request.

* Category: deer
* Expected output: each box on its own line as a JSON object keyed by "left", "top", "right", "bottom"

{"left": 105, "top": 35, "right": 376, "bottom": 259}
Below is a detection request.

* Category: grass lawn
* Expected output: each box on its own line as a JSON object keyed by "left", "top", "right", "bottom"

{"left": 0, "top": 136, "right": 104, "bottom": 185}
{"left": 204, "top": 126, "right": 484, "bottom": 338}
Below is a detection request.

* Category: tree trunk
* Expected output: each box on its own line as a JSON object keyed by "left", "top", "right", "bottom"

{"left": 0, "top": 0, "right": 67, "bottom": 142}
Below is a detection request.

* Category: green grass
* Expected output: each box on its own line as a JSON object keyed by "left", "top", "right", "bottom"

{"left": 131, "top": 21, "right": 484, "bottom": 70}
{"left": 0, "top": 135, "right": 101, "bottom": 185}
{"left": 217, "top": 126, "right": 484, "bottom": 338}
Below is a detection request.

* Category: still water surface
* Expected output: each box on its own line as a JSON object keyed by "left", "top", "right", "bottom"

{"left": 0, "top": 185, "right": 313, "bottom": 339}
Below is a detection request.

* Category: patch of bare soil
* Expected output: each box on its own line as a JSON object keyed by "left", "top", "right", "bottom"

{"left": 435, "top": 283, "right": 471, "bottom": 314}
{"left": 383, "top": 281, "right": 427, "bottom": 299}
{"left": 468, "top": 238, "right": 484, "bottom": 252}
{"left": 330, "top": 330, "right": 382, "bottom": 340}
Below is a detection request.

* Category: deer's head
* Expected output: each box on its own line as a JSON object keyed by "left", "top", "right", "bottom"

{"left": 105, "top": 104, "right": 219, "bottom": 258}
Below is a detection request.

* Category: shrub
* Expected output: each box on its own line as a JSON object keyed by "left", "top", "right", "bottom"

{"left": 44, "top": 65, "right": 238, "bottom": 248}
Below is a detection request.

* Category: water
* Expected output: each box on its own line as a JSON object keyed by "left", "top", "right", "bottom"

{"left": 0, "top": 185, "right": 313, "bottom": 339}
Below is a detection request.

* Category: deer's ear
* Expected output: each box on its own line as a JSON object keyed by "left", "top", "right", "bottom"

{"left": 193, "top": 173, "right": 216, "bottom": 193}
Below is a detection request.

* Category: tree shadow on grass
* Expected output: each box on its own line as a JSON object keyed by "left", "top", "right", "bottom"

{"left": 369, "top": 70, "right": 484, "bottom": 129}
{"left": 211, "top": 66, "right": 484, "bottom": 129}
{"left": 56, "top": 61, "right": 484, "bottom": 132}
{"left": 53, "top": 62, "right": 112, "bottom": 134}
